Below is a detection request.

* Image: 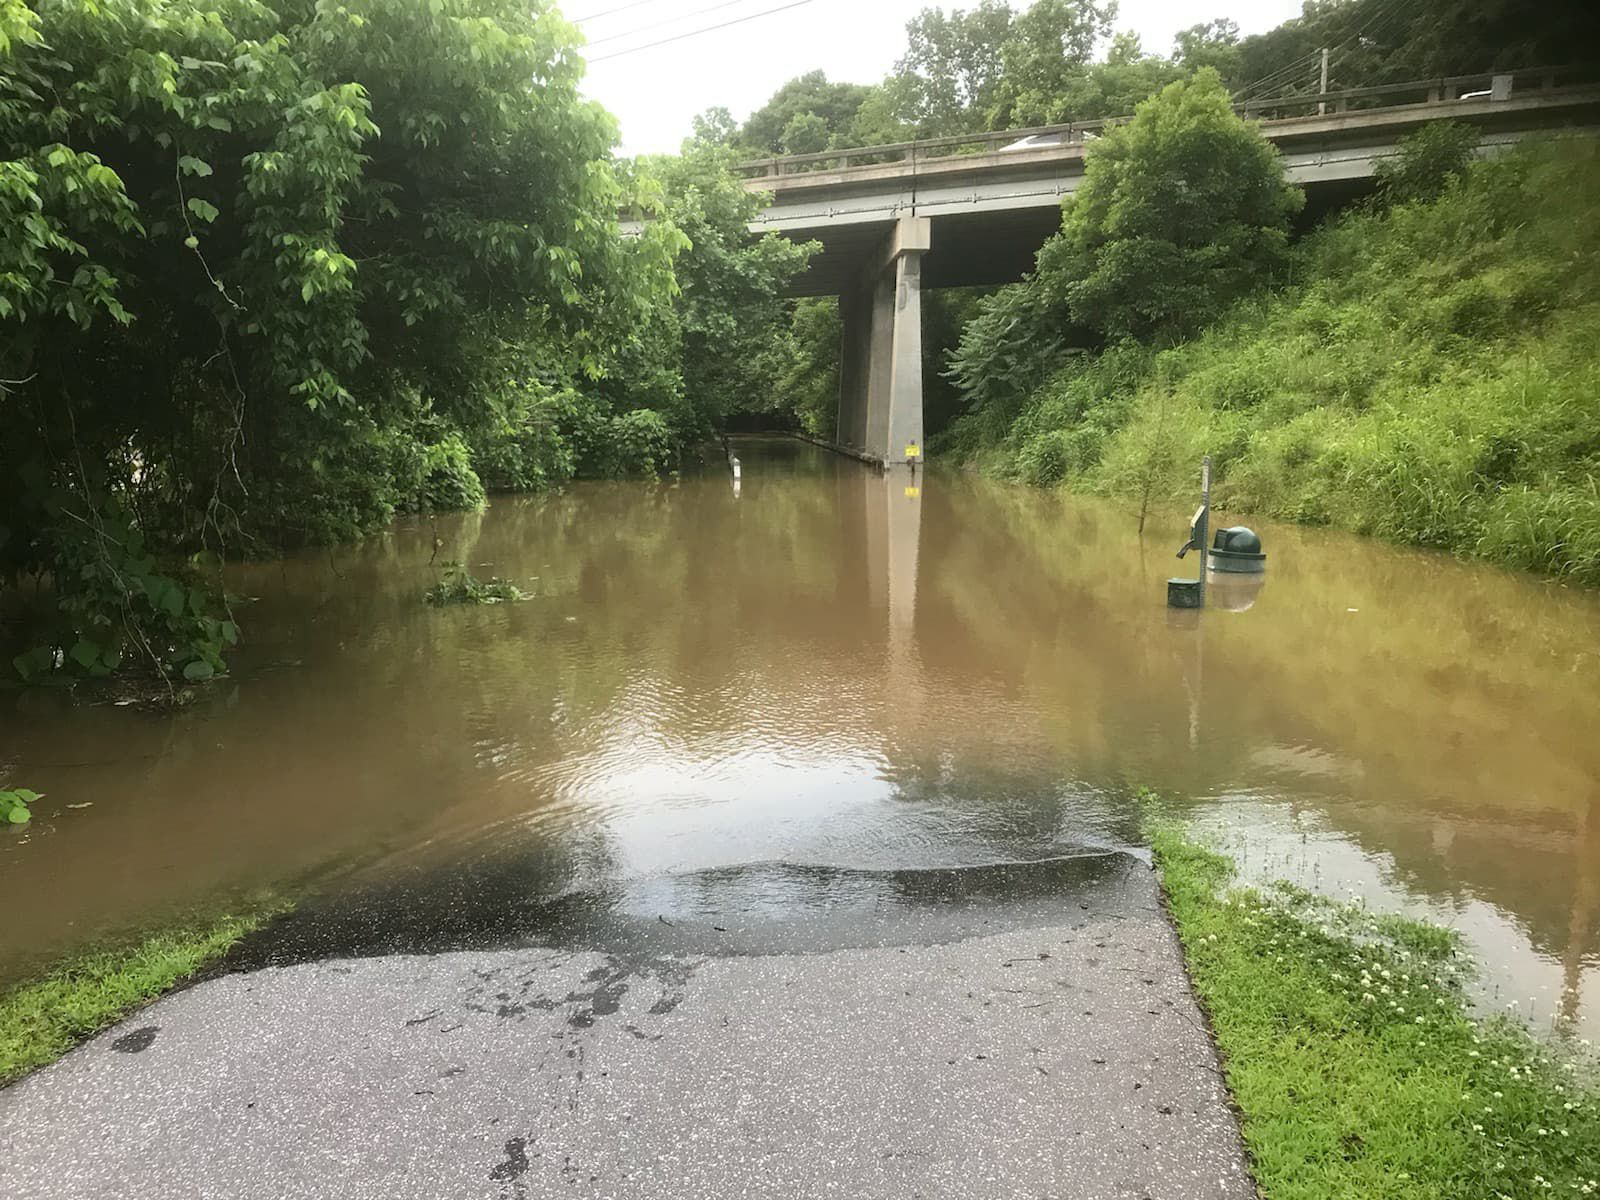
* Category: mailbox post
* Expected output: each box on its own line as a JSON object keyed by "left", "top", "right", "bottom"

{"left": 1167, "top": 456, "right": 1212, "bottom": 609}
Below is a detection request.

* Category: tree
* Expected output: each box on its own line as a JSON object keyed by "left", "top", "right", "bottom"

{"left": 780, "top": 112, "right": 832, "bottom": 156}
{"left": 889, "top": 1, "right": 1017, "bottom": 136}
{"left": 1374, "top": 121, "right": 1480, "bottom": 207}
{"left": 1173, "top": 19, "right": 1241, "bottom": 78}
{"left": 617, "top": 147, "right": 814, "bottom": 441}
{"left": 1040, "top": 68, "right": 1303, "bottom": 341}
{"left": 1230, "top": 0, "right": 1599, "bottom": 103}
{"left": 773, "top": 298, "right": 842, "bottom": 438}
{"left": 690, "top": 107, "right": 739, "bottom": 148}
{"left": 1001, "top": 31, "right": 1184, "bottom": 127}
{"left": 0, "top": 0, "right": 678, "bottom": 680}
{"left": 737, "top": 71, "right": 873, "bottom": 155}
{"left": 986, "top": 0, "right": 1116, "bottom": 128}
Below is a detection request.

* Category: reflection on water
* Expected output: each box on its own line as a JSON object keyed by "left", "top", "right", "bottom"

{"left": 2, "top": 437, "right": 1598, "bottom": 1033}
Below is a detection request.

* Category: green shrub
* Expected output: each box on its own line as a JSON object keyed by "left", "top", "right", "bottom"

{"left": 424, "top": 561, "right": 529, "bottom": 607}
{"left": 471, "top": 382, "right": 580, "bottom": 493}
{"left": 416, "top": 432, "right": 487, "bottom": 514}
{"left": 1374, "top": 119, "right": 1479, "bottom": 207}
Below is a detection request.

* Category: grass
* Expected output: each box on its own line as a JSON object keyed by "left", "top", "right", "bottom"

{"left": 1152, "top": 829, "right": 1600, "bottom": 1200}
{"left": 0, "top": 902, "right": 282, "bottom": 1086}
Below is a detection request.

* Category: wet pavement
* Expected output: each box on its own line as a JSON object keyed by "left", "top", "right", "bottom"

{"left": 0, "top": 855, "right": 1253, "bottom": 1199}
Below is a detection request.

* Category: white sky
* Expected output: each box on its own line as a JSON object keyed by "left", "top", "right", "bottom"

{"left": 576, "top": 0, "right": 1307, "bottom": 156}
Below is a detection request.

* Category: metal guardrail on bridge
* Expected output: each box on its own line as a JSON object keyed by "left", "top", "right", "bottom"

{"left": 734, "top": 65, "right": 1596, "bottom": 182}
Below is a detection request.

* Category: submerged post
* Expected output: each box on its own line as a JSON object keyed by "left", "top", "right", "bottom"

{"left": 1167, "top": 455, "right": 1212, "bottom": 609}
{"left": 1197, "top": 456, "right": 1211, "bottom": 608}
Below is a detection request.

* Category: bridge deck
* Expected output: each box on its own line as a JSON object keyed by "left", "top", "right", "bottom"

{"left": 738, "top": 77, "right": 1600, "bottom": 296}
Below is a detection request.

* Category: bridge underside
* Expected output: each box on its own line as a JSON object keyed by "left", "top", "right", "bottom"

{"left": 786, "top": 208, "right": 1062, "bottom": 299}
{"left": 748, "top": 87, "right": 1600, "bottom": 465}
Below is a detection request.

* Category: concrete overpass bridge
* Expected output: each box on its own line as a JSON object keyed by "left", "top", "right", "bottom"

{"left": 734, "top": 67, "right": 1600, "bottom": 464}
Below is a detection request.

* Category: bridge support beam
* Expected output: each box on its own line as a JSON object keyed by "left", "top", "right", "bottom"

{"left": 836, "top": 216, "right": 929, "bottom": 465}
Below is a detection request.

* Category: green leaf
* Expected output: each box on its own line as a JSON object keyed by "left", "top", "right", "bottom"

{"left": 13, "top": 646, "right": 54, "bottom": 681}
{"left": 182, "top": 660, "right": 215, "bottom": 681}
{"left": 11, "top": 790, "right": 41, "bottom": 803}
{"left": 186, "top": 197, "right": 219, "bottom": 223}
{"left": 184, "top": 235, "right": 199, "bottom": 249}
{"left": 177, "top": 155, "right": 213, "bottom": 178}
{"left": 68, "top": 639, "right": 101, "bottom": 670}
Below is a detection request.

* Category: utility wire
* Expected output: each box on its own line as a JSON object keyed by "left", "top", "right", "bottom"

{"left": 1233, "top": 50, "right": 1322, "bottom": 100}
{"left": 1237, "top": 0, "right": 1412, "bottom": 101}
{"left": 585, "top": 0, "right": 764, "bottom": 47}
{"left": 587, "top": 0, "right": 816, "bottom": 63}
{"left": 571, "top": 0, "right": 659, "bottom": 24}
{"left": 1234, "top": 0, "right": 1405, "bottom": 98}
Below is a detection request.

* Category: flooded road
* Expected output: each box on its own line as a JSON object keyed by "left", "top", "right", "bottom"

{"left": 2, "top": 438, "right": 1597, "bottom": 1033}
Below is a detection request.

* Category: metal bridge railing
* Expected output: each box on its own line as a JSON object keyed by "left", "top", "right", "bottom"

{"left": 733, "top": 65, "right": 1595, "bottom": 183}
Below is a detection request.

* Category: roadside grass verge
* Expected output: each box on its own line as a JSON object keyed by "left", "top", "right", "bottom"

{"left": 1153, "top": 829, "right": 1600, "bottom": 1200}
{"left": 0, "top": 901, "right": 284, "bottom": 1086}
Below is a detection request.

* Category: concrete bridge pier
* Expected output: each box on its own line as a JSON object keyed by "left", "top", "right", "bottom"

{"left": 837, "top": 216, "right": 929, "bottom": 465}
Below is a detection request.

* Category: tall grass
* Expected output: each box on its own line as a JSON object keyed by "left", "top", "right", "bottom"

{"left": 959, "top": 140, "right": 1600, "bottom": 583}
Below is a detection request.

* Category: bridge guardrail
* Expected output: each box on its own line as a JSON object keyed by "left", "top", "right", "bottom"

{"left": 734, "top": 65, "right": 1596, "bottom": 182}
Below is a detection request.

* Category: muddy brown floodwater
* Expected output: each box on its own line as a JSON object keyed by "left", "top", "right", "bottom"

{"left": 2, "top": 438, "right": 1598, "bottom": 1033}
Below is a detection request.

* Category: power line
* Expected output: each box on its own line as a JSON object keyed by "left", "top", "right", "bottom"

{"left": 1238, "top": 0, "right": 1413, "bottom": 101}
{"left": 587, "top": 0, "right": 817, "bottom": 63}
{"left": 585, "top": 0, "right": 763, "bottom": 47}
{"left": 1233, "top": 0, "right": 1412, "bottom": 100}
{"left": 1233, "top": 50, "right": 1322, "bottom": 100}
{"left": 571, "top": 0, "right": 659, "bottom": 24}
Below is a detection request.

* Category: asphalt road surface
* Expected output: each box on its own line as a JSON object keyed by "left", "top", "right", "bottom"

{"left": 0, "top": 855, "right": 1253, "bottom": 1199}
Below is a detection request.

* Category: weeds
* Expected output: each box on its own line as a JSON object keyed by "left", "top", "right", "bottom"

{"left": 1154, "top": 829, "right": 1600, "bottom": 1200}
{"left": 423, "top": 561, "right": 529, "bottom": 607}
